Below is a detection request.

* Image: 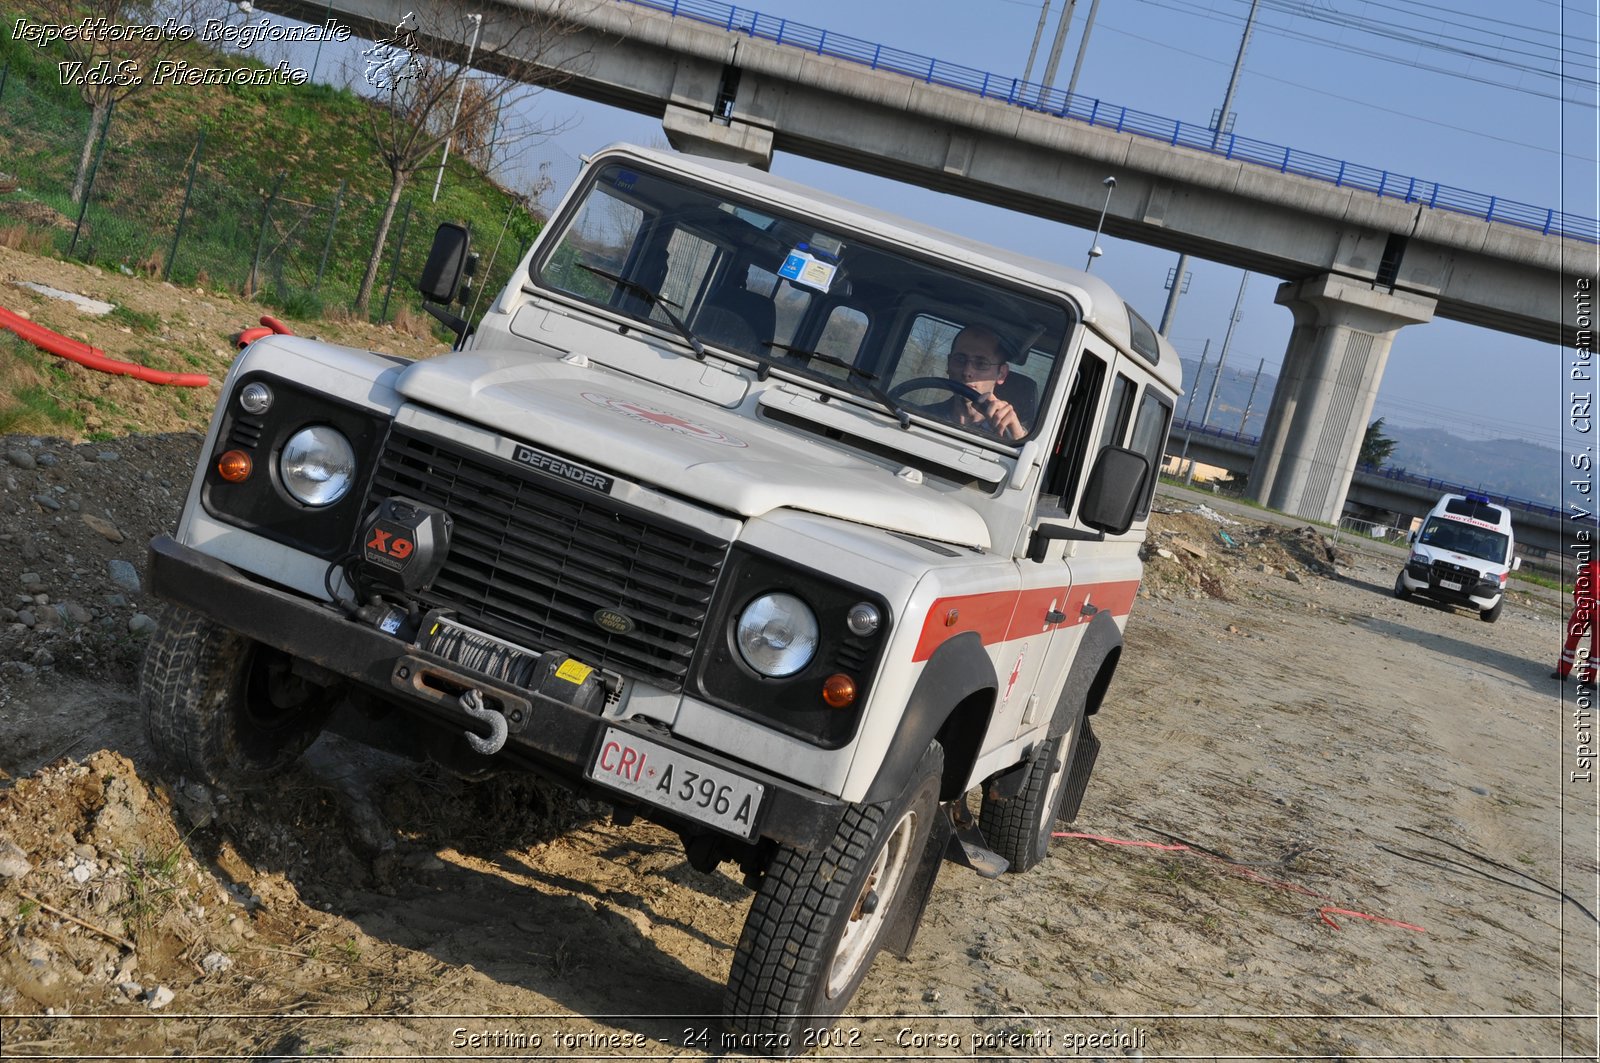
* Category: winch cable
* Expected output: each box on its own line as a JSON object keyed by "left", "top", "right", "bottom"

{"left": 0, "top": 305, "right": 210, "bottom": 387}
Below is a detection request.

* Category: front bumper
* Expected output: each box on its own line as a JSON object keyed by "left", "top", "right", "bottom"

{"left": 1398, "top": 565, "right": 1501, "bottom": 610}
{"left": 147, "top": 534, "right": 846, "bottom": 851}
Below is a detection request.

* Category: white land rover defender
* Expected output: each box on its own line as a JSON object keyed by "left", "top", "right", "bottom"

{"left": 141, "top": 144, "right": 1181, "bottom": 1046}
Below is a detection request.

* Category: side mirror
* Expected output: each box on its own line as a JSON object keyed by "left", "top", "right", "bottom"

{"left": 1080, "top": 446, "right": 1149, "bottom": 536}
{"left": 1512, "top": 557, "right": 1522, "bottom": 571}
{"left": 419, "top": 223, "right": 471, "bottom": 304}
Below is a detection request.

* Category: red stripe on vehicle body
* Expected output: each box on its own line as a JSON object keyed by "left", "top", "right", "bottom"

{"left": 912, "top": 579, "right": 1142, "bottom": 662}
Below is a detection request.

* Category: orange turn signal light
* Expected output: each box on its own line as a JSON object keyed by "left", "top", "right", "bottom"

{"left": 216, "top": 449, "right": 253, "bottom": 483}
{"left": 821, "top": 673, "right": 857, "bottom": 708}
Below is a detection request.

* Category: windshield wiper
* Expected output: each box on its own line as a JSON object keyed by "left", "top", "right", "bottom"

{"left": 576, "top": 263, "right": 705, "bottom": 358}
{"left": 765, "top": 342, "right": 911, "bottom": 430}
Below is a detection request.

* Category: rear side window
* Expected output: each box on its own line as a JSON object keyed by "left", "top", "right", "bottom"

{"left": 1128, "top": 388, "right": 1173, "bottom": 519}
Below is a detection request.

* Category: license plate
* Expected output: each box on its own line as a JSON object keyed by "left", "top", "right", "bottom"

{"left": 1440, "top": 579, "right": 1463, "bottom": 591}
{"left": 587, "top": 727, "right": 765, "bottom": 839}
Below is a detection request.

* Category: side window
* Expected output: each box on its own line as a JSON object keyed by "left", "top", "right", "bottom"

{"left": 817, "top": 306, "right": 869, "bottom": 363}
{"left": 1098, "top": 373, "right": 1135, "bottom": 451}
{"left": 657, "top": 229, "right": 719, "bottom": 325}
{"left": 1128, "top": 387, "right": 1173, "bottom": 519}
{"left": 1042, "top": 350, "right": 1108, "bottom": 515}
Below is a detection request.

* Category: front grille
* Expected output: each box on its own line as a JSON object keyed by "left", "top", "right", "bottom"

{"left": 1430, "top": 559, "right": 1479, "bottom": 583}
{"left": 367, "top": 426, "right": 729, "bottom": 689}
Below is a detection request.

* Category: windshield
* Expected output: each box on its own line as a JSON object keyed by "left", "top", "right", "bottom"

{"left": 535, "top": 160, "right": 1073, "bottom": 443}
{"left": 1417, "top": 517, "right": 1509, "bottom": 563}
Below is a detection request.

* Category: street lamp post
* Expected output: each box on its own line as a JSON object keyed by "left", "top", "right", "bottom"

{"left": 1084, "top": 175, "right": 1116, "bottom": 271}
{"left": 432, "top": 13, "right": 484, "bottom": 203}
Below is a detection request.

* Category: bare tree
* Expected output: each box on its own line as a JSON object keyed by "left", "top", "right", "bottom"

{"left": 349, "top": 4, "right": 579, "bottom": 315}
{"left": 27, "top": 0, "right": 222, "bottom": 203}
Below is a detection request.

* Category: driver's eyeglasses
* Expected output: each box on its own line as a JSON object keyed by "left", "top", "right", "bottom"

{"left": 948, "top": 353, "right": 1002, "bottom": 371}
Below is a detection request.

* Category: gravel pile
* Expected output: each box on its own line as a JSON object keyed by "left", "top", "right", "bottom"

{"left": 0, "top": 433, "right": 203, "bottom": 684}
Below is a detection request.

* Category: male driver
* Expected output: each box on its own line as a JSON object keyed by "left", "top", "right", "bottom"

{"left": 944, "top": 326, "right": 1026, "bottom": 440}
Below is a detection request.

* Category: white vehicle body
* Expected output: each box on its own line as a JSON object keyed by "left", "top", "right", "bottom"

{"left": 1395, "top": 492, "right": 1519, "bottom": 622}
{"left": 143, "top": 144, "right": 1182, "bottom": 1043}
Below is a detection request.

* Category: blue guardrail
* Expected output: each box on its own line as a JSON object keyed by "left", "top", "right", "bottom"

{"left": 620, "top": 0, "right": 1598, "bottom": 244}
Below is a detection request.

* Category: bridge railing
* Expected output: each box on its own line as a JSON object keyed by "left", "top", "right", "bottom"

{"left": 619, "top": 0, "right": 1599, "bottom": 244}
{"left": 1169, "top": 418, "right": 1564, "bottom": 520}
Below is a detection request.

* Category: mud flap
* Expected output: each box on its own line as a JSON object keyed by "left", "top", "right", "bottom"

{"left": 880, "top": 801, "right": 955, "bottom": 959}
{"left": 944, "top": 803, "right": 1010, "bottom": 879}
{"left": 1057, "top": 720, "right": 1100, "bottom": 824}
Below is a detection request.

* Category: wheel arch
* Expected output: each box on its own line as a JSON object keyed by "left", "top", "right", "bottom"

{"left": 862, "top": 631, "right": 996, "bottom": 804}
{"left": 1049, "top": 610, "right": 1123, "bottom": 739}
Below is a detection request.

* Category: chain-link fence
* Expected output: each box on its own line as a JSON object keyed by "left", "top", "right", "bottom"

{"left": 0, "top": 52, "right": 543, "bottom": 326}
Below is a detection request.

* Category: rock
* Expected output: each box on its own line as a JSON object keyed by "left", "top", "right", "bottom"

{"left": 16, "top": 609, "right": 35, "bottom": 628}
{"left": 145, "top": 985, "right": 175, "bottom": 1010}
{"left": 81, "top": 514, "right": 124, "bottom": 543}
{"left": 128, "top": 613, "right": 156, "bottom": 635}
{"left": 96, "top": 451, "right": 120, "bottom": 463}
{"left": 105, "top": 593, "right": 127, "bottom": 608}
{"left": 0, "top": 840, "right": 33, "bottom": 879}
{"left": 201, "top": 952, "right": 233, "bottom": 975}
{"left": 4, "top": 448, "right": 36, "bottom": 470}
{"left": 1284, "top": 569, "right": 1303, "bottom": 583}
{"left": 31, "top": 494, "right": 62, "bottom": 512}
{"left": 1469, "top": 785, "right": 1490, "bottom": 796}
{"left": 64, "top": 602, "right": 91, "bottom": 624}
{"left": 107, "top": 560, "right": 141, "bottom": 593}
{"left": 923, "top": 989, "right": 941, "bottom": 1002}
{"left": 19, "top": 571, "right": 40, "bottom": 585}
{"left": 35, "top": 453, "right": 58, "bottom": 468}
{"left": 1155, "top": 547, "right": 1175, "bottom": 560}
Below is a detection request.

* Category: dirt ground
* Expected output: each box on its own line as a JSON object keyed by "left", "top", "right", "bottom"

{"left": 1, "top": 247, "right": 1597, "bottom": 1061}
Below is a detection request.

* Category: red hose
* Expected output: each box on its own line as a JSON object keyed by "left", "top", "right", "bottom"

{"left": 0, "top": 306, "right": 210, "bottom": 387}
{"left": 235, "top": 315, "right": 295, "bottom": 349}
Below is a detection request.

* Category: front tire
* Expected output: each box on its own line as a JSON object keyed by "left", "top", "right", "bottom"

{"left": 1393, "top": 573, "right": 1412, "bottom": 600}
{"left": 139, "top": 606, "right": 335, "bottom": 786}
{"left": 1480, "top": 599, "right": 1503, "bottom": 623}
{"left": 725, "top": 743, "right": 943, "bottom": 1052}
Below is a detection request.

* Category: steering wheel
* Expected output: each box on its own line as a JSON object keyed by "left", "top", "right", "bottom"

{"left": 888, "top": 377, "right": 985, "bottom": 405}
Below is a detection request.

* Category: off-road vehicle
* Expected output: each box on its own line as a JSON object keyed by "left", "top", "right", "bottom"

{"left": 142, "top": 144, "right": 1181, "bottom": 1047}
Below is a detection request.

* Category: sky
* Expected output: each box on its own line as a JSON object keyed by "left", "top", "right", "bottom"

{"left": 507, "top": 0, "right": 1599, "bottom": 469}
{"left": 252, "top": 0, "right": 1599, "bottom": 470}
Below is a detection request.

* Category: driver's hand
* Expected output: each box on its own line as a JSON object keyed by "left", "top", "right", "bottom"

{"left": 980, "top": 394, "right": 1024, "bottom": 440}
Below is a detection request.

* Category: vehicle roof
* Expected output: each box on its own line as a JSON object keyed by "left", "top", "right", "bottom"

{"left": 1428, "top": 492, "right": 1515, "bottom": 531}
{"left": 588, "top": 144, "right": 1183, "bottom": 394}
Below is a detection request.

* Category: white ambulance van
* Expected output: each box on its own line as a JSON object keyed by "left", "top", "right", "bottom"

{"left": 1393, "top": 492, "right": 1519, "bottom": 623}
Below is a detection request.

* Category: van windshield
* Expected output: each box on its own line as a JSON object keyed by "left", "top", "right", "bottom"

{"left": 1417, "top": 517, "right": 1508, "bottom": 563}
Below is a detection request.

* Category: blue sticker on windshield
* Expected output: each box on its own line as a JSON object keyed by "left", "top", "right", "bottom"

{"left": 779, "top": 250, "right": 836, "bottom": 293}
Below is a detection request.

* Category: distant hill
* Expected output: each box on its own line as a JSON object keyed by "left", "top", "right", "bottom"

{"left": 1176, "top": 357, "right": 1559, "bottom": 507}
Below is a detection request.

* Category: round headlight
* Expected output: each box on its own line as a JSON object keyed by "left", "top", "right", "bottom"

{"left": 736, "top": 592, "right": 819, "bottom": 678}
{"left": 279, "top": 426, "right": 355, "bottom": 507}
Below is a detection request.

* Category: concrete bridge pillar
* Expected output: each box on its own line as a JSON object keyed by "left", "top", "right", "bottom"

{"left": 1248, "top": 273, "right": 1436, "bottom": 522}
{"left": 659, "top": 53, "right": 775, "bottom": 169}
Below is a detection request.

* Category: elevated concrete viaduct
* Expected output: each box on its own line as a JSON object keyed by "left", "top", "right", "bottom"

{"left": 262, "top": 0, "right": 1595, "bottom": 526}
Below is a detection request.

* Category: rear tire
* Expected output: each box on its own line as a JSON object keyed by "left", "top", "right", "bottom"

{"left": 980, "top": 699, "right": 1084, "bottom": 873}
{"left": 724, "top": 743, "right": 943, "bottom": 1053}
{"left": 140, "top": 606, "right": 335, "bottom": 786}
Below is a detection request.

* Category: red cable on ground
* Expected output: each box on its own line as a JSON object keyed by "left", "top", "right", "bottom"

{"left": 1054, "top": 829, "right": 1426, "bottom": 933}
{"left": 0, "top": 306, "right": 210, "bottom": 387}
{"left": 1318, "top": 907, "right": 1427, "bottom": 933}
{"left": 1054, "top": 831, "right": 1192, "bottom": 852}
